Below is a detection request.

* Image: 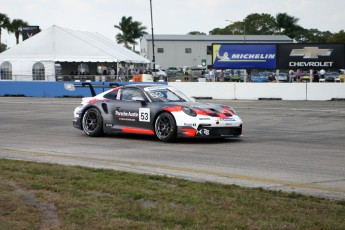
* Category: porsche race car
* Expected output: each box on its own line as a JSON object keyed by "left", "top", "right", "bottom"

{"left": 71, "top": 83, "right": 242, "bottom": 142}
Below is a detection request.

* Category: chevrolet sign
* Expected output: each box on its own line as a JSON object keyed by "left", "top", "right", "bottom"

{"left": 290, "top": 47, "right": 332, "bottom": 59}
{"left": 277, "top": 44, "right": 345, "bottom": 69}
{"left": 289, "top": 62, "right": 333, "bottom": 67}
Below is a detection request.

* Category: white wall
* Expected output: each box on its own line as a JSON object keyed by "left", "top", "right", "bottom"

{"left": 169, "top": 82, "right": 345, "bottom": 101}
{"left": 235, "top": 83, "right": 306, "bottom": 100}
{"left": 170, "top": 82, "right": 235, "bottom": 99}
{"left": 308, "top": 83, "right": 345, "bottom": 100}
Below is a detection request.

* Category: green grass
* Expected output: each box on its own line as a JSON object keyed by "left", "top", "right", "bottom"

{"left": 0, "top": 158, "right": 344, "bottom": 229}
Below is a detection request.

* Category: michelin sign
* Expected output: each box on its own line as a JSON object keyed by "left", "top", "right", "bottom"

{"left": 212, "top": 44, "right": 277, "bottom": 69}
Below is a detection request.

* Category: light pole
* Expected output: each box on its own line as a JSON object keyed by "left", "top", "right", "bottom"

{"left": 243, "top": 24, "right": 246, "bottom": 43}
{"left": 150, "top": 0, "right": 155, "bottom": 71}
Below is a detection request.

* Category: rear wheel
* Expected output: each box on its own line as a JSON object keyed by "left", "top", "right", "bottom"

{"left": 82, "top": 108, "right": 103, "bottom": 137}
{"left": 154, "top": 112, "right": 176, "bottom": 142}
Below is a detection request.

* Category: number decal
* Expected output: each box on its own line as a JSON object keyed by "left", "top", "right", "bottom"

{"left": 139, "top": 108, "right": 150, "bottom": 122}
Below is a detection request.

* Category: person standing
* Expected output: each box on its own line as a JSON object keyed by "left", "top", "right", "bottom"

{"left": 312, "top": 69, "right": 319, "bottom": 82}
{"left": 296, "top": 69, "right": 301, "bottom": 81}
{"left": 209, "top": 69, "right": 214, "bottom": 82}
{"left": 320, "top": 69, "right": 326, "bottom": 79}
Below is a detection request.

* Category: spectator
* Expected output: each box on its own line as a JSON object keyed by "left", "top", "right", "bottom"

{"left": 247, "top": 69, "right": 252, "bottom": 82}
{"left": 110, "top": 68, "right": 115, "bottom": 76}
{"left": 296, "top": 69, "right": 301, "bottom": 81}
{"left": 209, "top": 69, "right": 214, "bottom": 82}
{"left": 312, "top": 69, "right": 319, "bottom": 82}
{"left": 320, "top": 69, "right": 326, "bottom": 79}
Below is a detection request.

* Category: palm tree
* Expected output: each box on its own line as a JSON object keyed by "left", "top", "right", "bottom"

{"left": 0, "top": 13, "right": 10, "bottom": 44}
{"left": 9, "top": 19, "right": 28, "bottom": 44}
{"left": 130, "top": 21, "right": 148, "bottom": 50}
{"left": 275, "top": 13, "right": 299, "bottom": 37}
{"left": 114, "top": 16, "right": 147, "bottom": 50}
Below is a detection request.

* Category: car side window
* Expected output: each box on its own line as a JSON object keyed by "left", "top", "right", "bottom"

{"left": 103, "top": 89, "right": 118, "bottom": 100}
{"left": 120, "top": 88, "right": 144, "bottom": 101}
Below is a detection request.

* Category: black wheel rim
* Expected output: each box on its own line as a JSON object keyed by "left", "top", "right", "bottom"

{"left": 84, "top": 110, "right": 99, "bottom": 132}
{"left": 156, "top": 115, "right": 171, "bottom": 138}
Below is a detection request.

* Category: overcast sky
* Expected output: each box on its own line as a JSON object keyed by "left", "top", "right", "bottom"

{"left": 2, "top": 0, "right": 345, "bottom": 48}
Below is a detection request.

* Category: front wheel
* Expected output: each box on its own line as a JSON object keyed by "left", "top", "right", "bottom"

{"left": 154, "top": 112, "right": 177, "bottom": 142}
{"left": 82, "top": 108, "right": 103, "bottom": 137}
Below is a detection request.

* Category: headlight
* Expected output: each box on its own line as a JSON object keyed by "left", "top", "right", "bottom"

{"left": 182, "top": 106, "right": 197, "bottom": 117}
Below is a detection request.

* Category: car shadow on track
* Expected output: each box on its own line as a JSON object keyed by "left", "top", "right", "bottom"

{"left": 101, "top": 133, "right": 243, "bottom": 145}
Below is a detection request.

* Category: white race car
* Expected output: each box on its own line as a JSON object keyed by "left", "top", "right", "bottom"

{"left": 72, "top": 83, "right": 242, "bottom": 142}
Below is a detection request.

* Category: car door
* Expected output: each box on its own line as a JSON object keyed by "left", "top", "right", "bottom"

{"left": 112, "top": 87, "right": 153, "bottom": 132}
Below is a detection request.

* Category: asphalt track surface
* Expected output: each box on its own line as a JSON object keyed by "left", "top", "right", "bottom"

{"left": 0, "top": 97, "right": 344, "bottom": 200}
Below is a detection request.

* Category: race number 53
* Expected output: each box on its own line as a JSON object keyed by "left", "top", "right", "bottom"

{"left": 139, "top": 108, "right": 150, "bottom": 122}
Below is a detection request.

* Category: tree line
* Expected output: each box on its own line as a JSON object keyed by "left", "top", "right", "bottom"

{"left": 190, "top": 12, "right": 345, "bottom": 43}
{"left": 1, "top": 12, "right": 344, "bottom": 53}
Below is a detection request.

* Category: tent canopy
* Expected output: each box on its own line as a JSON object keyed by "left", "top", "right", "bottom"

{"left": 0, "top": 25, "right": 150, "bottom": 63}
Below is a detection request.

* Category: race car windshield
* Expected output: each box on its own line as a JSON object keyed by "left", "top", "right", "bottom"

{"left": 145, "top": 86, "right": 194, "bottom": 102}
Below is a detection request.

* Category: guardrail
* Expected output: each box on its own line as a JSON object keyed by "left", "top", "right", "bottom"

{"left": 0, "top": 81, "right": 344, "bottom": 100}
{"left": 0, "top": 81, "right": 166, "bottom": 98}
{"left": 169, "top": 82, "right": 345, "bottom": 101}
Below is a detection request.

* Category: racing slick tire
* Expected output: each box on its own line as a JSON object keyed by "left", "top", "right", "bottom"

{"left": 154, "top": 112, "right": 177, "bottom": 142}
{"left": 82, "top": 108, "right": 104, "bottom": 137}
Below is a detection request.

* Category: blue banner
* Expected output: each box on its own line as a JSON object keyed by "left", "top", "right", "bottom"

{"left": 212, "top": 44, "right": 277, "bottom": 69}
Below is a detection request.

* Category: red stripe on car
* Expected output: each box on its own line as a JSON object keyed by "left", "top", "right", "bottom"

{"left": 163, "top": 106, "right": 182, "bottom": 112}
{"left": 181, "top": 128, "right": 197, "bottom": 137}
{"left": 122, "top": 127, "right": 155, "bottom": 135}
{"left": 87, "top": 98, "right": 108, "bottom": 104}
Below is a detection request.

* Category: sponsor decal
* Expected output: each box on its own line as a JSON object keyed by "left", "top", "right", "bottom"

{"left": 144, "top": 86, "right": 168, "bottom": 91}
{"left": 221, "top": 118, "right": 236, "bottom": 121}
{"left": 199, "top": 117, "right": 211, "bottom": 120}
{"left": 119, "top": 118, "right": 135, "bottom": 122}
{"left": 116, "top": 110, "right": 139, "bottom": 122}
{"left": 115, "top": 110, "right": 139, "bottom": 118}
{"left": 139, "top": 108, "right": 150, "bottom": 122}
{"left": 183, "top": 123, "right": 196, "bottom": 127}
{"left": 196, "top": 128, "right": 210, "bottom": 136}
{"left": 105, "top": 123, "right": 113, "bottom": 127}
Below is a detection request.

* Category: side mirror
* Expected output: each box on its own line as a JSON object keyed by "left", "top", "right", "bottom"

{"left": 132, "top": 96, "right": 147, "bottom": 105}
{"left": 132, "top": 96, "right": 146, "bottom": 102}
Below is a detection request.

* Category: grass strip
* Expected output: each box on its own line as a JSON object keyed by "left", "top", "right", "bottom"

{"left": 0, "top": 158, "right": 344, "bottom": 229}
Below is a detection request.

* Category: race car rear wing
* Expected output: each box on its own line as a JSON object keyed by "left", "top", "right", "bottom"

{"left": 64, "top": 82, "right": 121, "bottom": 96}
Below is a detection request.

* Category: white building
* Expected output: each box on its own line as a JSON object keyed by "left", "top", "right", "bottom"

{"left": 140, "top": 34, "right": 293, "bottom": 69}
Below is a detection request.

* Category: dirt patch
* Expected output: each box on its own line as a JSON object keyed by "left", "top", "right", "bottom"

{"left": 7, "top": 180, "right": 61, "bottom": 229}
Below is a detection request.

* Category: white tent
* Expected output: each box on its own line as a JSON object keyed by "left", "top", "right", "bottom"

{"left": 0, "top": 25, "right": 150, "bottom": 81}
